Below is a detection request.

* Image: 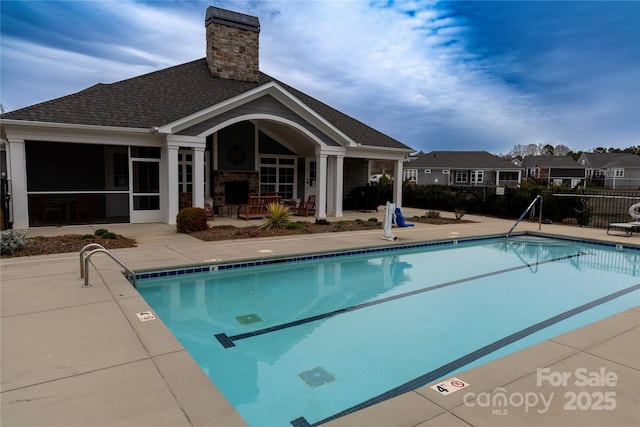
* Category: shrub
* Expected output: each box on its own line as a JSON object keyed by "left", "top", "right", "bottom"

{"left": 426, "top": 210, "right": 441, "bottom": 218}
{"left": 367, "top": 217, "right": 378, "bottom": 223}
{"left": 285, "top": 222, "right": 305, "bottom": 230}
{"left": 90, "top": 229, "right": 118, "bottom": 239}
{"left": 260, "top": 203, "right": 291, "bottom": 230}
{"left": 176, "top": 207, "right": 209, "bottom": 233}
{"left": 1, "top": 229, "right": 27, "bottom": 255}
{"left": 94, "top": 228, "right": 109, "bottom": 236}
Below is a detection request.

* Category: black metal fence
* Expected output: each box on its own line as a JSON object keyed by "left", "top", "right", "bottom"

{"left": 400, "top": 184, "right": 640, "bottom": 229}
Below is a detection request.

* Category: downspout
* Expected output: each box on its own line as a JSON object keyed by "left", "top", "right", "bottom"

{"left": 1, "top": 138, "right": 13, "bottom": 228}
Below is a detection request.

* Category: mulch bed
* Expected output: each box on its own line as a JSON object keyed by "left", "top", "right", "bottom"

{"left": 190, "top": 220, "right": 384, "bottom": 241}
{"left": 2, "top": 216, "right": 473, "bottom": 258}
{"left": 2, "top": 234, "right": 138, "bottom": 258}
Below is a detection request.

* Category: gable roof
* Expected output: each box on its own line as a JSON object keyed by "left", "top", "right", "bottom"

{"left": 1, "top": 58, "right": 411, "bottom": 150}
{"left": 408, "top": 151, "right": 514, "bottom": 169}
{"left": 522, "top": 155, "right": 584, "bottom": 169}
{"left": 580, "top": 152, "right": 640, "bottom": 169}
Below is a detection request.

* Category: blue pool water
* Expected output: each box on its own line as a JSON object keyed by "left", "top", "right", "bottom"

{"left": 137, "top": 235, "right": 640, "bottom": 426}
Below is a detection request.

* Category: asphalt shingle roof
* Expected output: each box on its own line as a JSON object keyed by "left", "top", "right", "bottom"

{"left": 522, "top": 155, "right": 583, "bottom": 168}
{"left": 582, "top": 153, "right": 640, "bottom": 169}
{"left": 1, "top": 59, "right": 411, "bottom": 150}
{"left": 408, "top": 151, "right": 510, "bottom": 169}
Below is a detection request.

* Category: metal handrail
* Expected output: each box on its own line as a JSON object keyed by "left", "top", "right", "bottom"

{"left": 79, "top": 243, "right": 106, "bottom": 280}
{"left": 506, "top": 194, "right": 543, "bottom": 237}
{"left": 81, "top": 247, "right": 136, "bottom": 288}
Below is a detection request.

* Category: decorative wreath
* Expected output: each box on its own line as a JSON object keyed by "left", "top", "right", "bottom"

{"left": 629, "top": 202, "right": 640, "bottom": 220}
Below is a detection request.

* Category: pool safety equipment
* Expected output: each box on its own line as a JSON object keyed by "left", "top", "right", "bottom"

{"left": 383, "top": 202, "right": 398, "bottom": 241}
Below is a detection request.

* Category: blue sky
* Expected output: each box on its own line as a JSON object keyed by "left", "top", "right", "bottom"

{"left": 1, "top": 1, "right": 639, "bottom": 155}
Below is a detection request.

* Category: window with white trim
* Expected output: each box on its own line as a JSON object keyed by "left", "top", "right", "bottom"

{"left": 259, "top": 156, "right": 296, "bottom": 199}
{"left": 606, "top": 168, "right": 624, "bottom": 177}
{"left": 471, "top": 170, "right": 484, "bottom": 184}
{"left": 455, "top": 171, "right": 468, "bottom": 183}
{"left": 403, "top": 169, "right": 417, "bottom": 183}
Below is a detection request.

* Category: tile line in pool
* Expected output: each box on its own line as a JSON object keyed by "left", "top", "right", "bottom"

{"left": 296, "top": 282, "right": 640, "bottom": 427}
{"left": 214, "top": 251, "right": 587, "bottom": 349}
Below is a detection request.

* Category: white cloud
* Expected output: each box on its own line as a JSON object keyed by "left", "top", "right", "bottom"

{"left": 2, "top": 0, "right": 638, "bottom": 153}
{"left": 256, "top": 1, "right": 558, "bottom": 152}
{"left": 1, "top": 38, "right": 159, "bottom": 110}
{"left": 88, "top": 1, "right": 205, "bottom": 63}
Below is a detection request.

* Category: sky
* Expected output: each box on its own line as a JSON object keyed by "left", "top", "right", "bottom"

{"left": 1, "top": 1, "right": 639, "bottom": 155}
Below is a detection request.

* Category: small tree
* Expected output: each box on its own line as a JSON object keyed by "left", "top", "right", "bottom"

{"left": 542, "top": 144, "right": 555, "bottom": 156}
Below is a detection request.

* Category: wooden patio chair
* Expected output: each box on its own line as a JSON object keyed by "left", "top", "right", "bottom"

{"left": 237, "top": 195, "right": 281, "bottom": 220}
{"left": 294, "top": 195, "right": 316, "bottom": 216}
{"left": 204, "top": 203, "right": 214, "bottom": 220}
{"left": 180, "top": 192, "right": 192, "bottom": 210}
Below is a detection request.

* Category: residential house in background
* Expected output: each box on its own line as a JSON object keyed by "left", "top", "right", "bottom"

{"left": 0, "top": 6, "right": 413, "bottom": 229}
{"left": 403, "top": 151, "right": 522, "bottom": 187}
{"left": 577, "top": 152, "right": 640, "bottom": 189}
{"left": 521, "top": 155, "right": 586, "bottom": 188}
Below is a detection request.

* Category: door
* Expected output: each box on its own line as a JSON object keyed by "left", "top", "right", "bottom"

{"left": 130, "top": 147, "right": 161, "bottom": 223}
{"left": 178, "top": 149, "right": 193, "bottom": 209}
{"left": 178, "top": 148, "right": 210, "bottom": 208}
{"left": 304, "top": 159, "right": 317, "bottom": 200}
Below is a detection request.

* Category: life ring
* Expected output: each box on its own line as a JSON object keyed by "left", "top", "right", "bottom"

{"left": 629, "top": 202, "right": 640, "bottom": 220}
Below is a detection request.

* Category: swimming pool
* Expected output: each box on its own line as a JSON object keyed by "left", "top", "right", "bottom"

{"left": 137, "top": 234, "right": 640, "bottom": 427}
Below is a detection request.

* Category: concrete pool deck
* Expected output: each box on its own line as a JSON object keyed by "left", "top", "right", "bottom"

{"left": 2, "top": 210, "right": 639, "bottom": 427}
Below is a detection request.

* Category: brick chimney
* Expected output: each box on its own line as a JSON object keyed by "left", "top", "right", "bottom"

{"left": 205, "top": 6, "right": 260, "bottom": 83}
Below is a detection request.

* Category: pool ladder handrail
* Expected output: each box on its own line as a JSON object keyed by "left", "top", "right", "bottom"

{"left": 506, "top": 194, "right": 543, "bottom": 237}
{"left": 79, "top": 243, "right": 136, "bottom": 288}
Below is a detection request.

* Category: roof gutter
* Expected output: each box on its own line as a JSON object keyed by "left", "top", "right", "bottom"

{"left": 0, "top": 119, "right": 152, "bottom": 134}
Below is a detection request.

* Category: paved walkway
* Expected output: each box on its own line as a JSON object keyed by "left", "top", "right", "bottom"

{"left": 1, "top": 210, "right": 639, "bottom": 426}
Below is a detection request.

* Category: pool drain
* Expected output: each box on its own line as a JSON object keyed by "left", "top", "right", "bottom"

{"left": 235, "top": 313, "right": 262, "bottom": 325}
{"left": 299, "top": 367, "right": 335, "bottom": 387}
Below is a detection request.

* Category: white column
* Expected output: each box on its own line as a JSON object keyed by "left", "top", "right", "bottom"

{"left": 193, "top": 147, "right": 205, "bottom": 208}
{"left": 7, "top": 139, "right": 28, "bottom": 229}
{"left": 316, "top": 153, "right": 328, "bottom": 219}
{"left": 393, "top": 159, "right": 403, "bottom": 208}
{"left": 326, "top": 156, "right": 336, "bottom": 215}
{"left": 165, "top": 145, "right": 179, "bottom": 224}
{"left": 334, "top": 155, "right": 344, "bottom": 217}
